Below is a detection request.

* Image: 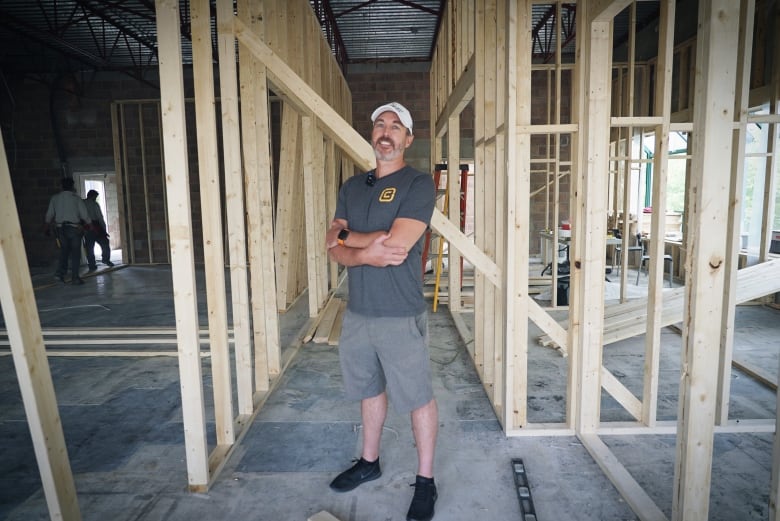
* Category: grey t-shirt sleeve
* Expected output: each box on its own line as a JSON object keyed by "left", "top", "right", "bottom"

{"left": 396, "top": 172, "right": 435, "bottom": 225}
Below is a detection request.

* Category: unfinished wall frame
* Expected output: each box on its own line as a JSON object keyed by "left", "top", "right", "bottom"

{"left": 141, "top": 0, "right": 358, "bottom": 492}
{"left": 5, "top": 0, "right": 779, "bottom": 518}
{"left": 431, "top": 0, "right": 780, "bottom": 520}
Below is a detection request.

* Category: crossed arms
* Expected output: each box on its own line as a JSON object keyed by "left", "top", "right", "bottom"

{"left": 326, "top": 217, "right": 427, "bottom": 267}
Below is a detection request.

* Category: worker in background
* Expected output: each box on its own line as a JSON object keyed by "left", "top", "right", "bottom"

{"left": 326, "top": 102, "right": 438, "bottom": 521}
{"left": 83, "top": 189, "right": 114, "bottom": 271}
{"left": 44, "top": 177, "right": 91, "bottom": 285}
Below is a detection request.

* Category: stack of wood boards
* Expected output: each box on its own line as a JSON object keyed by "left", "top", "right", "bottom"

{"left": 538, "top": 258, "right": 780, "bottom": 352}
{"left": 302, "top": 296, "right": 346, "bottom": 345}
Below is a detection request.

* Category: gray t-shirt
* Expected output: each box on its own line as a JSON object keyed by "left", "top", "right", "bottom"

{"left": 334, "top": 165, "right": 435, "bottom": 317}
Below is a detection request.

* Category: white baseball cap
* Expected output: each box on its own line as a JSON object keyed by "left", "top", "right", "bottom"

{"left": 370, "top": 102, "right": 413, "bottom": 135}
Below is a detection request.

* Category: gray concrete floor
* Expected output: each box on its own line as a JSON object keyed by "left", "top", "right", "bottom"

{"left": 0, "top": 265, "right": 777, "bottom": 520}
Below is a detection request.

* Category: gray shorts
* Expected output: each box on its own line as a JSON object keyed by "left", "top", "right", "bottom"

{"left": 338, "top": 309, "right": 434, "bottom": 414}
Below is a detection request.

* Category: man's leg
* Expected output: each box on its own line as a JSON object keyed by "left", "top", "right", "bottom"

{"left": 329, "top": 392, "right": 386, "bottom": 492}
{"left": 67, "top": 229, "right": 83, "bottom": 281}
{"left": 407, "top": 398, "right": 439, "bottom": 521}
{"left": 361, "top": 392, "right": 387, "bottom": 461}
{"left": 84, "top": 232, "right": 97, "bottom": 269}
{"left": 56, "top": 229, "right": 68, "bottom": 279}
{"left": 410, "top": 398, "right": 438, "bottom": 477}
{"left": 98, "top": 235, "right": 112, "bottom": 265}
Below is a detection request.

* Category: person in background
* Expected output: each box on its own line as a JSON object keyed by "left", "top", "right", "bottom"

{"left": 325, "top": 102, "right": 438, "bottom": 521}
{"left": 83, "top": 189, "right": 114, "bottom": 271}
{"left": 44, "top": 177, "right": 92, "bottom": 285}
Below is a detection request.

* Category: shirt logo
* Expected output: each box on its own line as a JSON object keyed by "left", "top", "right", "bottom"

{"left": 379, "top": 188, "right": 396, "bottom": 202}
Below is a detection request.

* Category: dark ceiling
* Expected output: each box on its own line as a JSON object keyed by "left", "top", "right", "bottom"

{"left": 0, "top": 1, "right": 659, "bottom": 84}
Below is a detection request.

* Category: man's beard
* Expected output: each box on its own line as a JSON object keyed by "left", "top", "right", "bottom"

{"left": 373, "top": 138, "right": 404, "bottom": 162}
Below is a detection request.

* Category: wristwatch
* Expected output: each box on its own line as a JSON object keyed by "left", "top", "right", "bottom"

{"left": 337, "top": 228, "right": 350, "bottom": 246}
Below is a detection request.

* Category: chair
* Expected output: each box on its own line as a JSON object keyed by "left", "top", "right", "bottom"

{"left": 614, "top": 232, "right": 643, "bottom": 275}
{"left": 636, "top": 234, "right": 673, "bottom": 286}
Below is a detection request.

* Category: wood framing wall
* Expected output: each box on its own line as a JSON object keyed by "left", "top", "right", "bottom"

{"left": 2, "top": 0, "right": 359, "bottom": 506}
{"left": 4, "top": 0, "right": 780, "bottom": 518}
{"left": 156, "top": 0, "right": 358, "bottom": 490}
{"left": 431, "top": 1, "right": 780, "bottom": 520}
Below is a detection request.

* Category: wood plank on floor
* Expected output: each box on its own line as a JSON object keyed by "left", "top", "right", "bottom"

{"left": 313, "top": 296, "right": 342, "bottom": 343}
{"left": 327, "top": 300, "right": 347, "bottom": 346}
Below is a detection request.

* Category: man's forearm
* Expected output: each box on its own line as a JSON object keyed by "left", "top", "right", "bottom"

{"left": 328, "top": 244, "right": 365, "bottom": 267}
{"left": 341, "top": 229, "right": 387, "bottom": 249}
{"left": 328, "top": 232, "right": 408, "bottom": 268}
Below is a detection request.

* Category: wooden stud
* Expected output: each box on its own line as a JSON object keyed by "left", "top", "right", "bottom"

{"left": 672, "top": 2, "right": 740, "bottom": 518}
{"left": 138, "top": 105, "right": 154, "bottom": 263}
{"left": 110, "top": 103, "right": 129, "bottom": 265}
{"left": 237, "top": 0, "right": 270, "bottom": 392}
{"left": 573, "top": 11, "right": 612, "bottom": 434}
{"left": 565, "top": 0, "right": 589, "bottom": 430}
{"left": 301, "top": 115, "right": 323, "bottom": 316}
{"left": 493, "top": 0, "right": 508, "bottom": 418}
{"left": 447, "top": 118, "right": 462, "bottom": 312}
{"left": 717, "top": 0, "right": 755, "bottom": 426}
{"left": 0, "top": 129, "right": 81, "bottom": 520}
{"left": 117, "top": 104, "right": 135, "bottom": 264}
{"left": 759, "top": 15, "right": 780, "bottom": 266}
{"left": 325, "top": 138, "right": 339, "bottom": 290}
{"left": 253, "top": 34, "right": 282, "bottom": 381}
{"left": 505, "top": 0, "right": 533, "bottom": 429}
{"left": 275, "top": 105, "right": 301, "bottom": 308}
{"left": 641, "top": 0, "right": 675, "bottom": 428}
{"left": 314, "top": 128, "right": 329, "bottom": 310}
{"left": 154, "top": 0, "right": 209, "bottom": 491}
{"left": 482, "top": 0, "right": 498, "bottom": 401}
{"left": 216, "top": 0, "right": 254, "bottom": 415}
{"left": 191, "top": 0, "right": 234, "bottom": 447}
{"left": 473, "top": 0, "right": 487, "bottom": 387}
{"left": 156, "top": 101, "right": 172, "bottom": 264}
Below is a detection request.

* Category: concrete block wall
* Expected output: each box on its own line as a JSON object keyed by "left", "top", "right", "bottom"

{"left": 0, "top": 72, "right": 161, "bottom": 267}
{"left": 347, "top": 62, "right": 432, "bottom": 174}
{"left": 0, "top": 70, "right": 217, "bottom": 269}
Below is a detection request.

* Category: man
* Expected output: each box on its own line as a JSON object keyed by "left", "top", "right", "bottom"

{"left": 83, "top": 189, "right": 114, "bottom": 271}
{"left": 45, "top": 177, "right": 92, "bottom": 285}
{"left": 325, "top": 102, "right": 438, "bottom": 521}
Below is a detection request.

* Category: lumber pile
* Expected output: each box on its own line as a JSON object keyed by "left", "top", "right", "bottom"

{"left": 538, "top": 258, "right": 780, "bottom": 351}
{"left": 302, "top": 296, "right": 346, "bottom": 346}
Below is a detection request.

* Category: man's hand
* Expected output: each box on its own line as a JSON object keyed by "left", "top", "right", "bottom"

{"left": 361, "top": 233, "right": 408, "bottom": 267}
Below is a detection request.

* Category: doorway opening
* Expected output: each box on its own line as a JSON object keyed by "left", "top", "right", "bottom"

{"left": 75, "top": 172, "right": 122, "bottom": 265}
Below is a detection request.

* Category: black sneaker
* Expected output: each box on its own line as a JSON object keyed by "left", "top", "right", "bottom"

{"left": 105, "top": 261, "right": 115, "bottom": 267}
{"left": 88, "top": 266, "right": 97, "bottom": 272}
{"left": 407, "top": 475, "right": 437, "bottom": 521}
{"left": 329, "top": 458, "right": 381, "bottom": 492}
{"left": 71, "top": 277, "right": 85, "bottom": 285}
